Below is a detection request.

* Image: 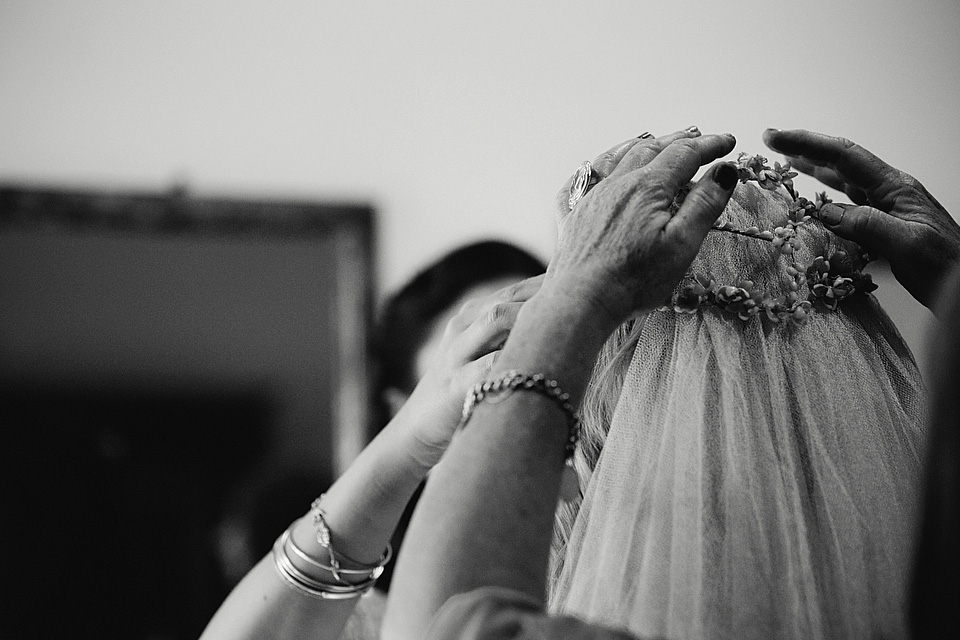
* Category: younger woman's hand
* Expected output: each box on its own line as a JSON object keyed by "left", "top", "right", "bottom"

{"left": 394, "top": 274, "right": 544, "bottom": 470}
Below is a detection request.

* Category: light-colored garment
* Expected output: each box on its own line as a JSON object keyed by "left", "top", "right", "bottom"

{"left": 428, "top": 588, "right": 639, "bottom": 640}
{"left": 548, "top": 183, "right": 926, "bottom": 639}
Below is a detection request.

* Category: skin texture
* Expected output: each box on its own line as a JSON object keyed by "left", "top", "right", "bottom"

{"left": 763, "top": 128, "right": 960, "bottom": 310}
{"left": 383, "top": 130, "right": 738, "bottom": 640}
{"left": 200, "top": 275, "right": 542, "bottom": 640}
{"left": 548, "top": 131, "right": 739, "bottom": 321}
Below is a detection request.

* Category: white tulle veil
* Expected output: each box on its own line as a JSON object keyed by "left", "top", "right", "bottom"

{"left": 547, "top": 180, "right": 926, "bottom": 640}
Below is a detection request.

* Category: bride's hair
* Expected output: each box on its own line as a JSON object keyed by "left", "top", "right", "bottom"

{"left": 549, "top": 318, "right": 640, "bottom": 589}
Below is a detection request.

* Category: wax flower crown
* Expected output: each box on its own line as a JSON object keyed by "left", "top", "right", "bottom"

{"left": 664, "top": 152, "right": 877, "bottom": 326}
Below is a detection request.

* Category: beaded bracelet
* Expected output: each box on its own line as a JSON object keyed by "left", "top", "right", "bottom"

{"left": 459, "top": 371, "right": 582, "bottom": 502}
{"left": 458, "top": 370, "right": 580, "bottom": 459}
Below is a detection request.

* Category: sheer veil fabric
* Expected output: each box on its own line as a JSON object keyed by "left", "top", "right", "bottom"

{"left": 548, "top": 183, "right": 926, "bottom": 639}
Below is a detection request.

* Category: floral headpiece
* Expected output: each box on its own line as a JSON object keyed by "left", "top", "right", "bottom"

{"left": 665, "top": 153, "right": 877, "bottom": 326}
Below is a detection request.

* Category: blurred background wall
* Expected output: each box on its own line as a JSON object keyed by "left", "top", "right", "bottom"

{"left": 1, "top": 2, "right": 957, "bottom": 637}
{"left": 2, "top": 0, "right": 958, "bottom": 370}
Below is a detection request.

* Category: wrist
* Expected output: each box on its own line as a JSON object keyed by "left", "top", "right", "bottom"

{"left": 386, "top": 393, "right": 458, "bottom": 475}
{"left": 529, "top": 277, "right": 628, "bottom": 342}
{"left": 488, "top": 283, "right": 625, "bottom": 405}
{"left": 542, "top": 271, "right": 638, "bottom": 332}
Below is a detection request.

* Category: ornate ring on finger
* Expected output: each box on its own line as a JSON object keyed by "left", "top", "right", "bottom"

{"left": 569, "top": 161, "right": 601, "bottom": 211}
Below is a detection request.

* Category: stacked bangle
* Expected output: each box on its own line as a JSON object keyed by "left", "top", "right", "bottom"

{"left": 272, "top": 529, "right": 379, "bottom": 599}
{"left": 310, "top": 497, "right": 390, "bottom": 583}
{"left": 271, "top": 498, "right": 392, "bottom": 600}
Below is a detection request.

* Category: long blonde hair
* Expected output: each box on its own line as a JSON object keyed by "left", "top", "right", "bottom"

{"left": 548, "top": 315, "right": 645, "bottom": 594}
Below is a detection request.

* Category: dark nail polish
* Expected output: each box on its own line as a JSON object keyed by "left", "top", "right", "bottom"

{"left": 686, "top": 125, "right": 700, "bottom": 134}
{"left": 819, "top": 203, "right": 844, "bottom": 226}
{"left": 638, "top": 132, "right": 653, "bottom": 139}
{"left": 763, "top": 128, "right": 783, "bottom": 150}
{"left": 714, "top": 163, "right": 738, "bottom": 190}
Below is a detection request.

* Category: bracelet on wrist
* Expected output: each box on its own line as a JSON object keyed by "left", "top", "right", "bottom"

{"left": 310, "top": 496, "right": 392, "bottom": 584}
{"left": 458, "top": 370, "right": 581, "bottom": 502}
{"left": 271, "top": 496, "right": 393, "bottom": 599}
{"left": 272, "top": 528, "right": 379, "bottom": 600}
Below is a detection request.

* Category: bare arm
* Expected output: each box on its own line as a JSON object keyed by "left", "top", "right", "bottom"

{"left": 200, "top": 276, "right": 543, "bottom": 640}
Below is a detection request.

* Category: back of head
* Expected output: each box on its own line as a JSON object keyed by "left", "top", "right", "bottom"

{"left": 550, "top": 180, "right": 926, "bottom": 639}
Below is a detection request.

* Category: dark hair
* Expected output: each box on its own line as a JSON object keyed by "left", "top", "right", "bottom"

{"left": 370, "top": 240, "right": 545, "bottom": 592}
{"left": 371, "top": 239, "right": 546, "bottom": 428}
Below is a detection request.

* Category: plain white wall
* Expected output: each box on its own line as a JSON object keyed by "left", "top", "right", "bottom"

{"left": 2, "top": 0, "right": 958, "bottom": 370}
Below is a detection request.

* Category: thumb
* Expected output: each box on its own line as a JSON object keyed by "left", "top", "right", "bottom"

{"left": 818, "top": 202, "right": 904, "bottom": 256}
{"left": 669, "top": 162, "right": 738, "bottom": 239}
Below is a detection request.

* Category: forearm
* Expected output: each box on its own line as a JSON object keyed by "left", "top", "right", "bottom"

{"left": 202, "top": 412, "right": 432, "bottom": 640}
{"left": 200, "top": 554, "right": 360, "bottom": 640}
{"left": 383, "top": 285, "right": 620, "bottom": 639}
{"left": 295, "top": 411, "right": 431, "bottom": 565}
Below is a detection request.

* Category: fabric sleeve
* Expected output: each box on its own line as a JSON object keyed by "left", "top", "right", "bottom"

{"left": 425, "top": 587, "right": 640, "bottom": 640}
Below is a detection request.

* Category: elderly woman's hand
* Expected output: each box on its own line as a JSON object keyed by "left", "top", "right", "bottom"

{"left": 554, "top": 128, "right": 704, "bottom": 240}
{"left": 548, "top": 131, "right": 739, "bottom": 325}
{"left": 763, "top": 128, "right": 960, "bottom": 309}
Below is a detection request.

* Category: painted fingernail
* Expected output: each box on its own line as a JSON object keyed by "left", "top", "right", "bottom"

{"left": 638, "top": 132, "right": 654, "bottom": 139}
{"left": 714, "top": 163, "right": 738, "bottom": 190}
{"left": 819, "top": 203, "right": 845, "bottom": 226}
{"left": 686, "top": 125, "right": 700, "bottom": 134}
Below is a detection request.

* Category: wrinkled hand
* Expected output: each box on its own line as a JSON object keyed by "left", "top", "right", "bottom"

{"left": 396, "top": 275, "right": 544, "bottom": 470}
{"left": 764, "top": 128, "right": 960, "bottom": 309}
{"left": 554, "top": 128, "right": 704, "bottom": 240}
{"left": 548, "top": 131, "right": 739, "bottom": 324}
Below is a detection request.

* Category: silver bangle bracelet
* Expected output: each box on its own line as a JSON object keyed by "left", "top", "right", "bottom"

{"left": 272, "top": 529, "right": 377, "bottom": 600}
{"left": 310, "top": 496, "right": 392, "bottom": 584}
{"left": 285, "top": 525, "right": 391, "bottom": 579}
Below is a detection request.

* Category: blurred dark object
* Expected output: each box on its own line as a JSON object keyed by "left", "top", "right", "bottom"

{"left": 214, "top": 468, "right": 333, "bottom": 588}
{"left": 909, "top": 267, "right": 960, "bottom": 640}
{"left": 0, "top": 184, "right": 374, "bottom": 639}
{"left": 0, "top": 387, "right": 269, "bottom": 639}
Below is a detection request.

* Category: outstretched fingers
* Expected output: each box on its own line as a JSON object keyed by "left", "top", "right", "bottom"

{"left": 608, "top": 126, "right": 703, "bottom": 179}
{"left": 558, "top": 128, "right": 707, "bottom": 219}
{"left": 591, "top": 137, "right": 647, "bottom": 177}
{"left": 788, "top": 155, "right": 870, "bottom": 205}
{"left": 643, "top": 133, "right": 737, "bottom": 196}
{"left": 762, "top": 128, "right": 896, "bottom": 192}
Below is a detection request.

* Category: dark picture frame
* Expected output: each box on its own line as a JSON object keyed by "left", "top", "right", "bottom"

{"left": 0, "top": 184, "right": 375, "bottom": 639}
